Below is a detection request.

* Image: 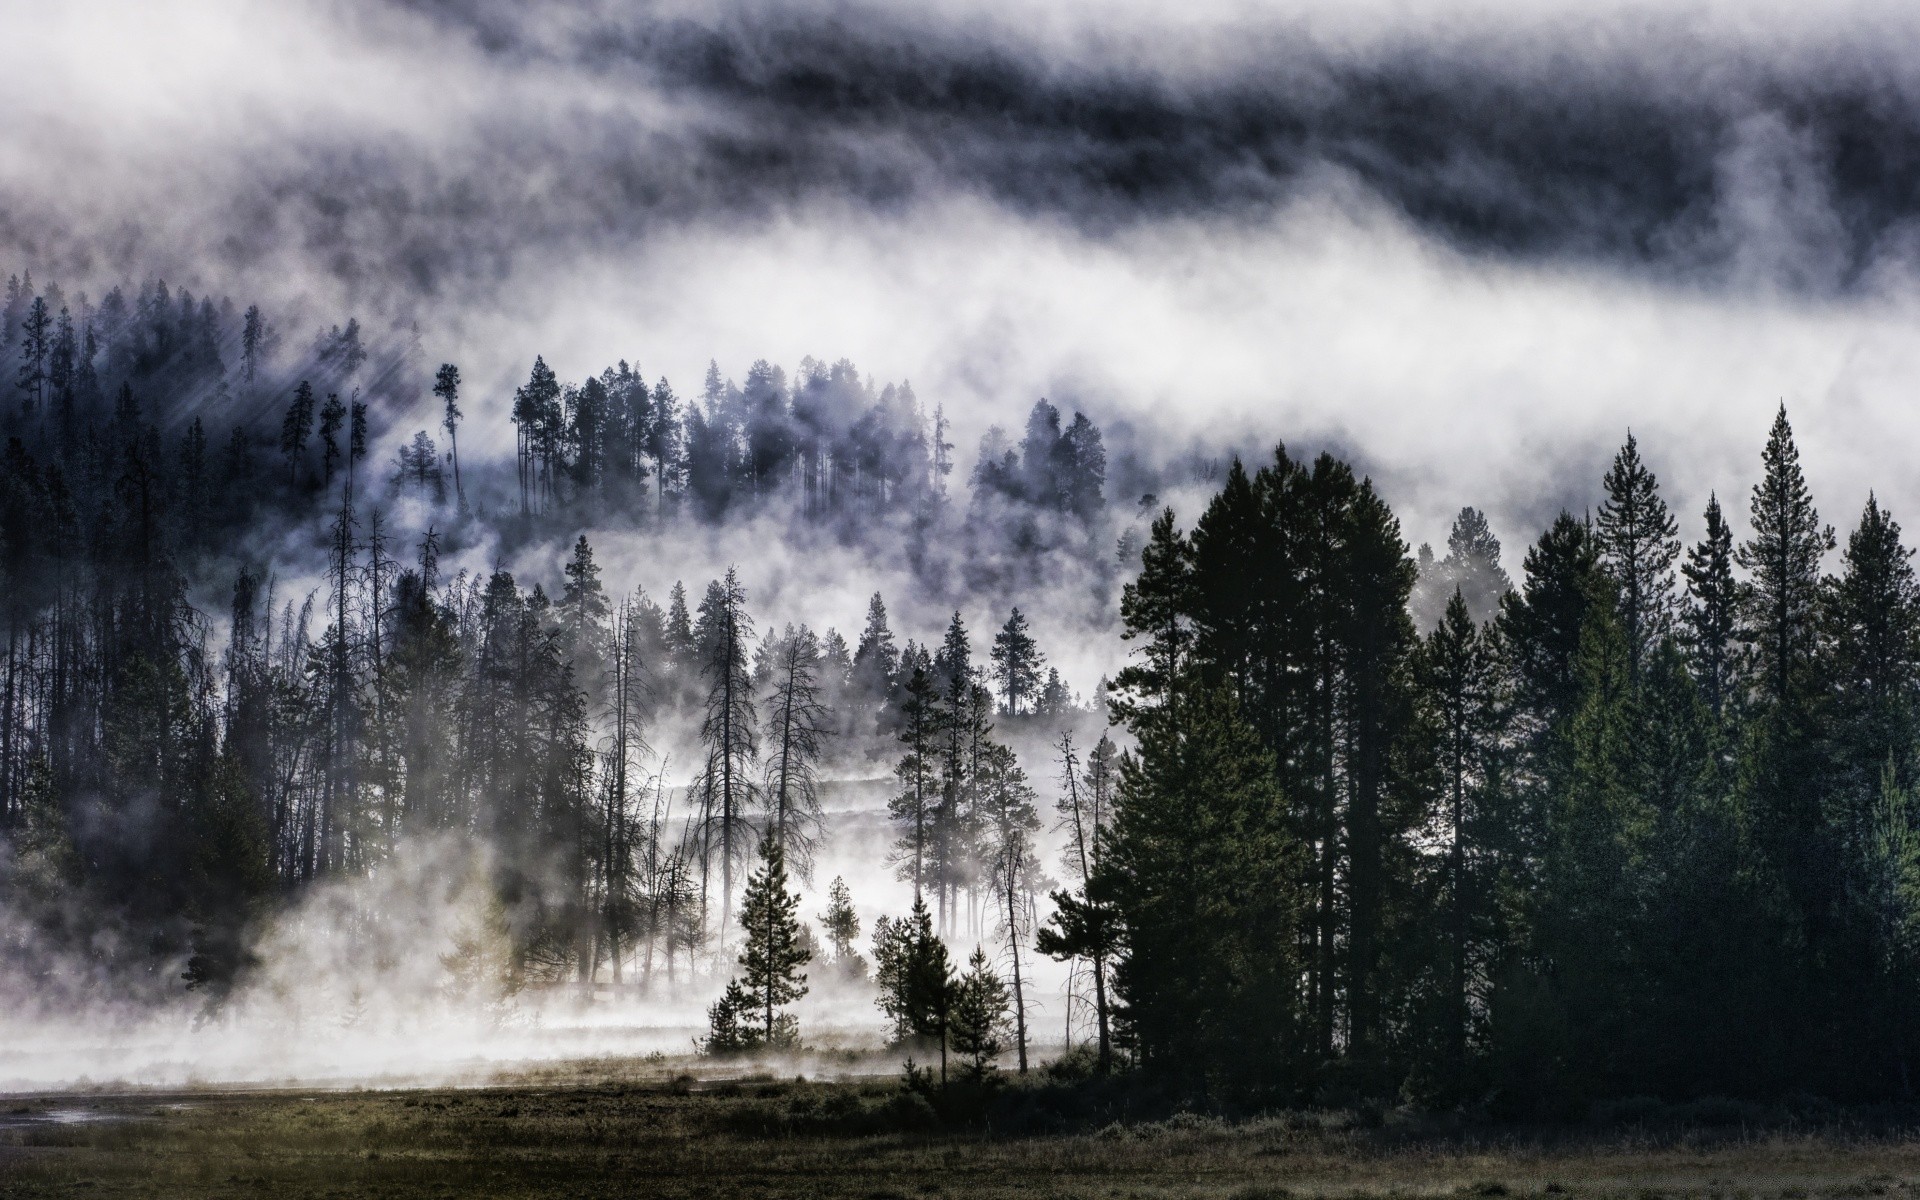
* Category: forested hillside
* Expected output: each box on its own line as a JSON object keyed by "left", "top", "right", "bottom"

{"left": 4, "top": 266, "right": 1918, "bottom": 1113}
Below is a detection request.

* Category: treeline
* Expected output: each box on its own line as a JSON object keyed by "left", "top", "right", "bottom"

{"left": 414, "top": 353, "right": 1112, "bottom": 570}
{"left": 1080, "top": 408, "right": 1920, "bottom": 1110}
{"left": 0, "top": 267, "right": 1118, "bottom": 1007}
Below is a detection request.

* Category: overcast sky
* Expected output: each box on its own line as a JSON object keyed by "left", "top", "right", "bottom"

{"left": 7, "top": 0, "right": 1920, "bottom": 558}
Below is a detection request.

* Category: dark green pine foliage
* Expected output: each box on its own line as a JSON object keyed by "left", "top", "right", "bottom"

{"left": 1733, "top": 405, "right": 1837, "bottom": 1009}
{"left": 1103, "top": 685, "right": 1311, "bottom": 1104}
{"left": 730, "top": 835, "right": 810, "bottom": 1048}
{"left": 872, "top": 895, "right": 956, "bottom": 1076}
{"left": 1409, "top": 590, "right": 1503, "bottom": 1097}
{"left": 1595, "top": 433, "right": 1680, "bottom": 681}
{"left": 1681, "top": 494, "right": 1739, "bottom": 723}
{"left": 1825, "top": 496, "right": 1920, "bottom": 829}
{"left": 1738, "top": 405, "right": 1835, "bottom": 711}
{"left": 1497, "top": 513, "right": 1603, "bottom": 835}
{"left": 1110, "top": 506, "right": 1192, "bottom": 721}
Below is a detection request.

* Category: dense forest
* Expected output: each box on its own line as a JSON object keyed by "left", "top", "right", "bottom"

{"left": 5, "top": 267, "right": 1920, "bottom": 1115}
{"left": 0, "top": 268, "right": 1114, "bottom": 1012}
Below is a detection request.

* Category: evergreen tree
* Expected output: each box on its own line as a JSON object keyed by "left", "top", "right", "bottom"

{"left": 695, "top": 568, "right": 758, "bottom": 939}
{"left": 726, "top": 835, "right": 810, "bottom": 1047}
{"left": 318, "top": 392, "right": 346, "bottom": 489}
{"left": 1414, "top": 590, "right": 1503, "bottom": 1088}
{"left": 1737, "top": 404, "right": 1835, "bottom": 710}
{"left": 1596, "top": 433, "right": 1681, "bottom": 680}
{"left": 1681, "top": 493, "right": 1739, "bottom": 722}
{"left": 819, "top": 875, "right": 865, "bottom": 980}
{"left": 434, "top": 362, "right": 465, "bottom": 511}
{"left": 949, "top": 946, "right": 1012, "bottom": 1078}
{"left": 763, "top": 624, "right": 828, "bottom": 877}
{"left": 15, "top": 295, "right": 49, "bottom": 419}
{"left": 889, "top": 660, "right": 941, "bottom": 896}
{"left": 1825, "top": 496, "right": 1920, "bottom": 815}
{"left": 280, "top": 381, "right": 315, "bottom": 485}
{"left": 989, "top": 607, "right": 1044, "bottom": 715}
{"left": 1104, "top": 685, "right": 1311, "bottom": 1102}
{"left": 873, "top": 894, "right": 955, "bottom": 1078}
{"left": 1112, "top": 507, "right": 1192, "bottom": 720}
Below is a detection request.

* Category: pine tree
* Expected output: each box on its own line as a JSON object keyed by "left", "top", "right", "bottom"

{"left": 889, "top": 661, "right": 941, "bottom": 896}
{"left": 1596, "top": 433, "right": 1681, "bottom": 680}
{"left": 1826, "top": 496, "right": 1920, "bottom": 825}
{"left": 434, "top": 362, "right": 465, "bottom": 511}
{"left": 1499, "top": 512, "right": 1602, "bottom": 807}
{"left": 949, "top": 947, "right": 1012, "bottom": 1078}
{"left": 559, "top": 535, "right": 610, "bottom": 702}
{"left": 819, "top": 875, "right": 864, "bottom": 980}
{"left": 1737, "top": 404, "right": 1834, "bottom": 710}
{"left": 729, "top": 835, "right": 810, "bottom": 1047}
{"left": 240, "top": 304, "right": 265, "bottom": 384}
{"left": 1113, "top": 507, "right": 1193, "bottom": 720}
{"left": 1681, "top": 493, "right": 1739, "bottom": 722}
{"left": 763, "top": 624, "right": 828, "bottom": 877}
{"left": 872, "top": 895, "right": 955, "bottom": 1078}
{"left": 852, "top": 592, "right": 899, "bottom": 732}
{"left": 989, "top": 607, "right": 1044, "bottom": 715}
{"left": 318, "top": 392, "right": 346, "bottom": 489}
{"left": 280, "top": 381, "right": 315, "bottom": 485}
{"left": 15, "top": 295, "right": 50, "bottom": 419}
{"left": 1103, "top": 685, "right": 1311, "bottom": 1101}
{"left": 980, "top": 739, "right": 1039, "bottom": 1071}
{"left": 695, "top": 568, "right": 758, "bottom": 941}
{"left": 1415, "top": 589, "right": 1502, "bottom": 1083}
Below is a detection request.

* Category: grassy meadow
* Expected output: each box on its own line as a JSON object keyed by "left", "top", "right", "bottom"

{"left": 8, "top": 1064, "right": 1920, "bottom": 1200}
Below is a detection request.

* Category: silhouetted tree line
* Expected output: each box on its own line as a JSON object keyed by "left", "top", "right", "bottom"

{"left": 1089, "top": 409, "right": 1920, "bottom": 1111}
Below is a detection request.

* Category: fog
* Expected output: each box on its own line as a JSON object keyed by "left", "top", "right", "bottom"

{"left": 6, "top": 0, "right": 1920, "bottom": 1089}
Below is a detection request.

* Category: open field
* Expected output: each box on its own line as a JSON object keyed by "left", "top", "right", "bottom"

{"left": 9, "top": 1068, "right": 1920, "bottom": 1200}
